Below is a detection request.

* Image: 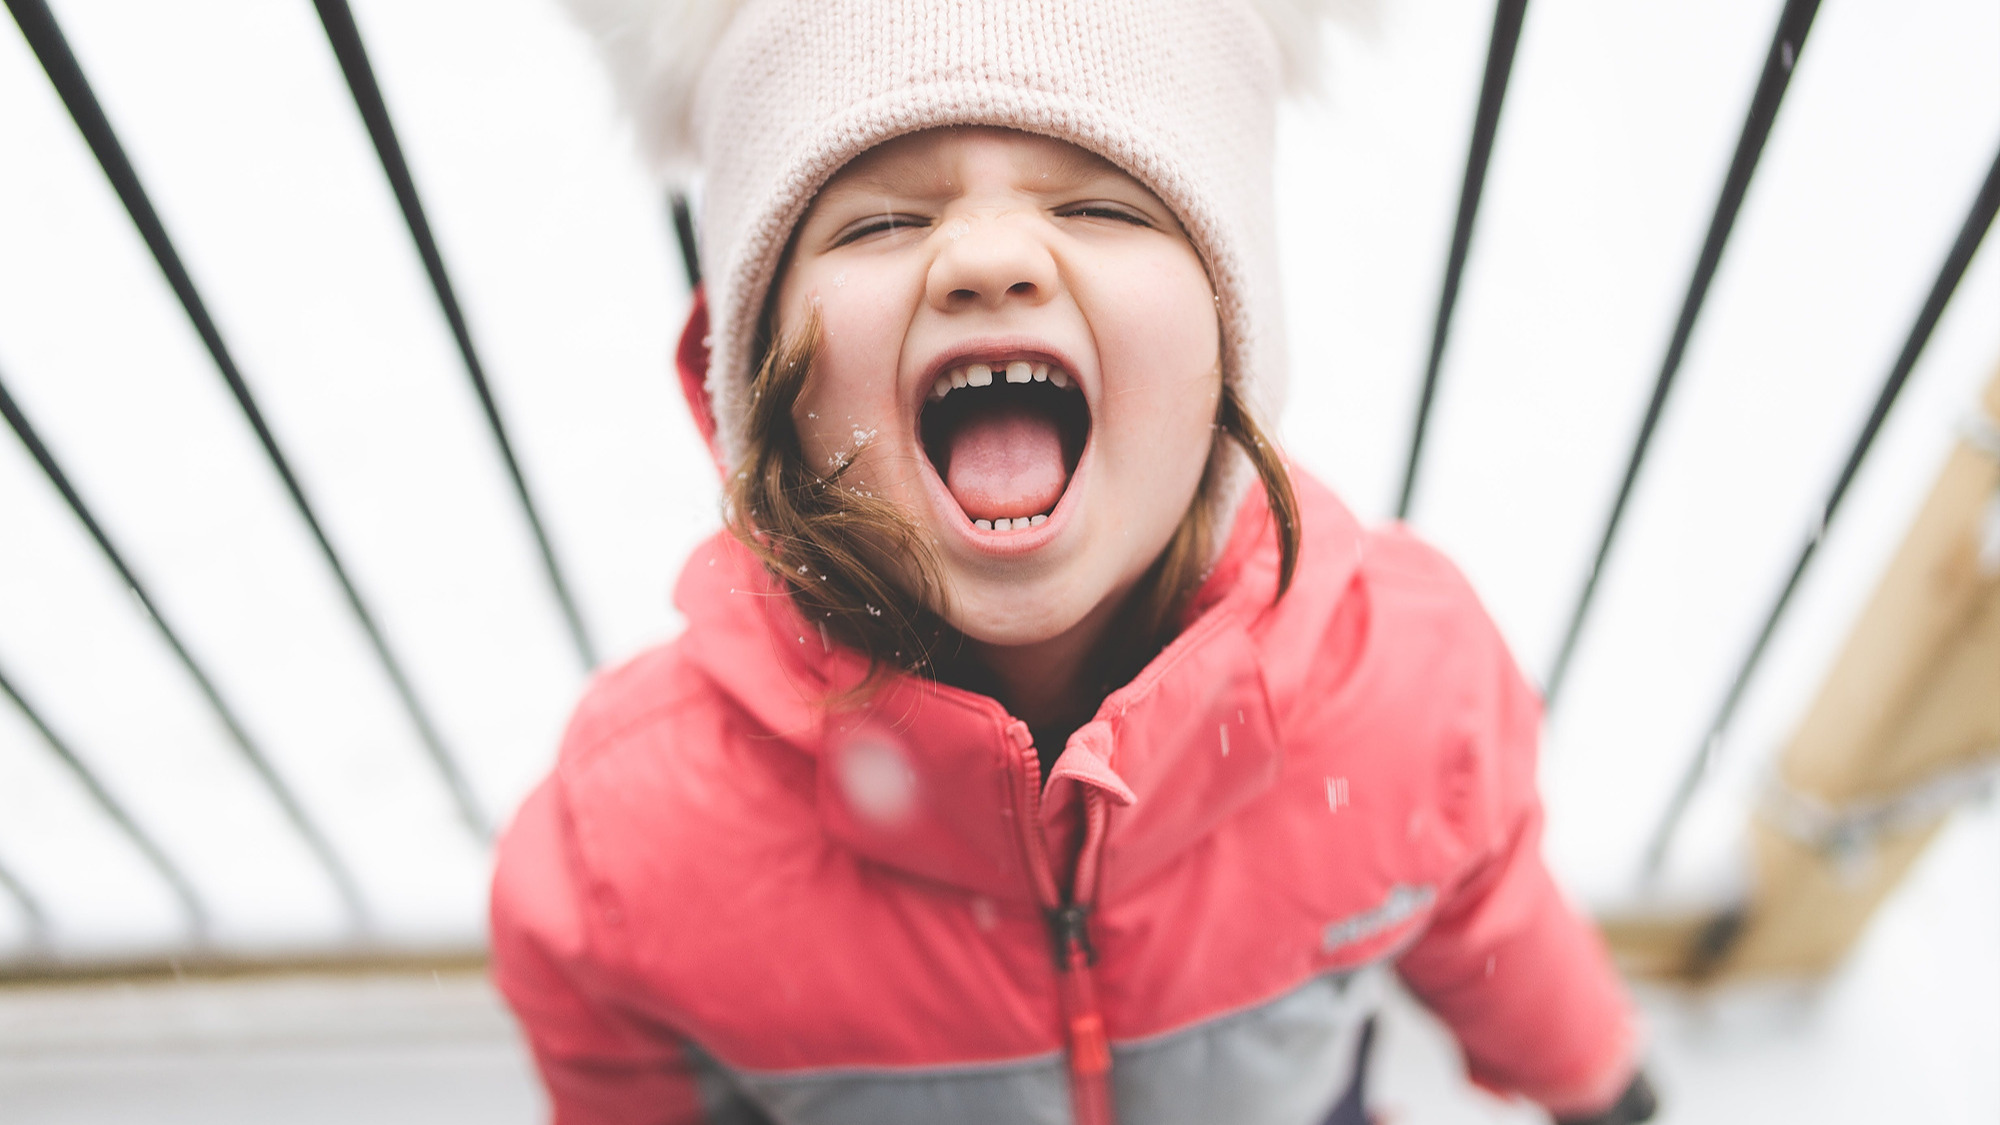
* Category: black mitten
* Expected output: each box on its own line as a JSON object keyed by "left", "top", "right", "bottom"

{"left": 1554, "top": 1070, "right": 1658, "bottom": 1125}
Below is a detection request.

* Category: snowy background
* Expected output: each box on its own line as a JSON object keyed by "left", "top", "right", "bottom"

{"left": 0, "top": 0, "right": 1995, "bottom": 1120}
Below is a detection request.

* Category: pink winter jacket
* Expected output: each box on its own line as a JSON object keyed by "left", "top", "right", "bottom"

{"left": 490, "top": 474, "right": 1640, "bottom": 1125}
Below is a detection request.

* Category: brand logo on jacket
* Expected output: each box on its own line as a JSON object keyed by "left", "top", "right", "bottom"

{"left": 1320, "top": 883, "right": 1437, "bottom": 955}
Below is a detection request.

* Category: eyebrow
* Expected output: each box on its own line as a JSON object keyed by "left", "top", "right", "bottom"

{"left": 1039, "top": 144, "right": 1122, "bottom": 190}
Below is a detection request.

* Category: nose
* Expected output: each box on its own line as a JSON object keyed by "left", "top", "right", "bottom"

{"left": 925, "top": 213, "right": 1058, "bottom": 312}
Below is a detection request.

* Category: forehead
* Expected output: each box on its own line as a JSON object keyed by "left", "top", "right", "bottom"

{"left": 814, "top": 127, "right": 1138, "bottom": 202}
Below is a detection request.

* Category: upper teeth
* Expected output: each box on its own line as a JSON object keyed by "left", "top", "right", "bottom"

{"left": 930, "top": 359, "right": 1072, "bottom": 400}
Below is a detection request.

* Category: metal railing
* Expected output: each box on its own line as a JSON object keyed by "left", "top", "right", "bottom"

{"left": 1, "top": 0, "right": 619, "bottom": 950}
{"left": 1, "top": 0, "right": 1993, "bottom": 958}
{"left": 1394, "top": 0, "right": 1997, "bottom": 884}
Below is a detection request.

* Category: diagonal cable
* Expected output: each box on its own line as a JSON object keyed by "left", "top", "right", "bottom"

{"left": 7, "top": 0, "right": 490, "bottom": 841}
{"left": 1639, "top": 143, "right": 2000, "bottom": 887}
{"left": 0, "top": 657, "right": 211, "bottom": 940}
{"left": 1396, "top": 0, "right": 1529, "bottom": 521}
{"left": 0, "top": 369, "right": 370, "bottom": 930}
{"left": 1543, "top": 0, "right": 1822, "bottom": 707}
{"left": 312, "top": 0, "right": 598, "bottom": 673}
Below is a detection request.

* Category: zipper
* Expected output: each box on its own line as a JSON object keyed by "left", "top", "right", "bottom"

{"left": 1006, "top": 720, "right": 1116, "bottom": 1125}
{"left": 1049, "top": 899, "right": 1114, "bottom": 1124}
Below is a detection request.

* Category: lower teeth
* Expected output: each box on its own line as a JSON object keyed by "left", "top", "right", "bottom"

{"left": 973, "top": 514, "right": 1050, "bottom": 532}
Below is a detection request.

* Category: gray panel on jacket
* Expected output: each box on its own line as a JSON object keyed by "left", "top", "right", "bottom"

{"left": 1112, "top": 968, "right": 1383, "bottom": 1125}
{"left": 729, "top": 1054, "right": 1072, "bottom": 1124}
{"left": 700, "top": 967, "right": 1385, "bottom": 1125}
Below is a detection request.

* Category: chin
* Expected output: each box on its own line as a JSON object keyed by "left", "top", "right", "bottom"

{"left": 936, "top": 557, "right": 1137, "bottom": 654}
{"left": 942, "top": 586, "right": 1090, "bottom": 650}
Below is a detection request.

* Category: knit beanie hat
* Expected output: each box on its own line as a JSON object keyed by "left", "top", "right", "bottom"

{"left": 563, "top": 0, "right": 1350, "bottom": 473}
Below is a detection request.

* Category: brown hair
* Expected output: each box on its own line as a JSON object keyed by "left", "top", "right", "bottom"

{"left": 727, "top": 318, "right": 1299, "bottom": 694}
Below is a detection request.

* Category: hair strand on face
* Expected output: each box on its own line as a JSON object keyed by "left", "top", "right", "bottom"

{"left": 728, "top": 313, "right": 956, "bottom": 693}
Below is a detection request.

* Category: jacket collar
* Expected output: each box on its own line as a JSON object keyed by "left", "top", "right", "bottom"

{"left": 673, "top": 481, "right": 1365, "bottom": 904}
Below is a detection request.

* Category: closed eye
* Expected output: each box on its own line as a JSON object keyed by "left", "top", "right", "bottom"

{"left": 833, "top": 213, "right": 931, "bottom": 245}
{"left": 1055, "top": 202, "right": 1155, "bottom": 227}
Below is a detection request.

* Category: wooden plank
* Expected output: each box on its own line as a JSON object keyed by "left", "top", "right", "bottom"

{"left": 1604, "top": 366, "right": 2000, "bottom": 980}
{"left": 1720, "top": 367, "right": 2000, "bottom": 977}
{"left": 1728, "top": 579, "right": 1999, "bottom": 975}
{"left": 1779, "top": 375, "right": 1999, "bottom": 800}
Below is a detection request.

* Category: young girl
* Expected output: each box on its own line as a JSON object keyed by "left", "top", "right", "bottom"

{"left": 493, "top": 2, "right": 1658, "bottom": 1123}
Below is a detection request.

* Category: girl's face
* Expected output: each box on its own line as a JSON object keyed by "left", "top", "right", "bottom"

{"left": 774, "top": 127, "right": 1221, "bottom": 652}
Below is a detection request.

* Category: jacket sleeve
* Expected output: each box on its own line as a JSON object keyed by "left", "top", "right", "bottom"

{"left": 491, "top": 777, "right": 712, "bottom": 1125}
{"left": 1392, "top": 608, "right": 1641, "bottom": 1119}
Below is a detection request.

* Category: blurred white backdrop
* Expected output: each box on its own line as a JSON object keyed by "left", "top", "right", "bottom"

{"left": 0, "top": 0, "right": 1996, "bottom": 1120}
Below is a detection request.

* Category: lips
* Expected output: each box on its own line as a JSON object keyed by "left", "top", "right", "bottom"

{"left": 918, "top": 356, "right": 1089, "bottom": 531}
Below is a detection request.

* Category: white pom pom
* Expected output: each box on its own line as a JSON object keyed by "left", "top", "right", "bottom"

{"left": 560, "top": 0, "right": 742, "bottom": 172}
{"left": 561, "top": 0, "right": 1375, "bottom": 171}
{"left": 1245, "top": 0, "right": 1380, "bottom": 94}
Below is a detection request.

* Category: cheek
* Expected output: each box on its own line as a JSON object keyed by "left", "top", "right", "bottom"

{"left": 1086, "top": 241, "right": 1219, "bottom": 380}
{"left": 779, "top": 275, "right": 911, "bottom": 479}
{"left": 1123, "top": 366, "right": 1222, "bottom": 525}
{"left": 1088, "top": 249, "right": 1222, "bottom": 509}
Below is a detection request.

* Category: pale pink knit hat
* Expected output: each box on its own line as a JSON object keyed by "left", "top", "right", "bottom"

{"left": 564, "top": 0, "right": 1351, "bottom": 472}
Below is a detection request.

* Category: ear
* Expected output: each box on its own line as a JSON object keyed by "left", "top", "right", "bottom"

{"left": 675, "top": 287, "right": 726, "bottom": 475}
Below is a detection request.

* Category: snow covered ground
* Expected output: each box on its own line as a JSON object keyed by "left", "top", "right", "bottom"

{"left": 0, "top": 0, "right": 1995, "bottom": 1119}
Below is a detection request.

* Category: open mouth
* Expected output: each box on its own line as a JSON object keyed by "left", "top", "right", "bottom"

{"left": 919, "top": 358, "right": 1090, "bottom": 531}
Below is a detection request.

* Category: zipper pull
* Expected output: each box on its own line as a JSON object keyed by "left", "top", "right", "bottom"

{"left": 1067, "top": 1011, "right": 1111, "bottom": 1078}
{"left": 1048, "top": 902, "right": 1097, "bottom": 968}
{"left": 1048, "top": 903, "right": 1110, "bottom": 1079}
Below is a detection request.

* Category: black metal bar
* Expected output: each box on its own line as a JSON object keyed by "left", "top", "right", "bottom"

{"left": 669, "top": 191, "right": 701, "bottom": 291}
{"left": 0, "top": 850, "right": 50, "bottom": 949}
{"left": 0, "top": 657, "right": 211, "bottom": 939}
{"left": 1640, "top": 142, "right": 2000, "bottom": 886}
{"left": 311, "top": 0, "right": 599, "bottom": 674}
{"left": 7, "top": 0, "right": 490, "bottom": 842}
{"left": 1543, "top": 0, "right": 1822, "bottom": 706}
{"left": 1395, "top": 0, "right": 1528, "bottom": 521}
{"left": 0, "top": 368, "right": 371, "bottom": 930}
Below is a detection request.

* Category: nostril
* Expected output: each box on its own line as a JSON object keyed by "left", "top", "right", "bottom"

{"left": 1007, "top": 282, "right": 1036, "bottom": 296}
{"left": 950, "top": 288, "right": 978, "bottom": 302}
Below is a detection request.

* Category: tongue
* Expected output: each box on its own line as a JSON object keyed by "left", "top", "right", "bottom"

{"left": 944, "top": 402, "right": 1070, "bottom": 521}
